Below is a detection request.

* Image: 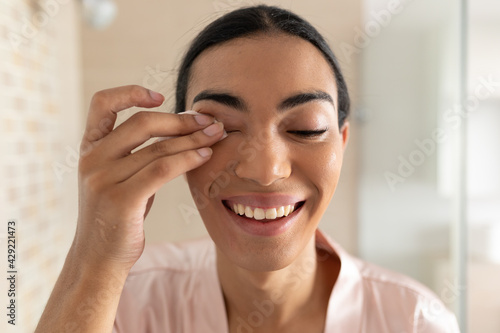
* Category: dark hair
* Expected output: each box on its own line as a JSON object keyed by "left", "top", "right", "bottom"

{"left": 175, "top": 5, "right": 350, "bottom": 128}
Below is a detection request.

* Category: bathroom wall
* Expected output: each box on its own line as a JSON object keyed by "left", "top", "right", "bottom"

{"left": 0, "top": 0, "right": 83, "bottom": 332}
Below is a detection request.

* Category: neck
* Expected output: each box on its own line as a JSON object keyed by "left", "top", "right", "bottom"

{"left": 217, "top": 234, "right": 339, "bottom": 332}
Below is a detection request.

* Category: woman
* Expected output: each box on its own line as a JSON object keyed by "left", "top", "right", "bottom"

{"left": 36, "top": 5, "right": 459, "bottom": 333}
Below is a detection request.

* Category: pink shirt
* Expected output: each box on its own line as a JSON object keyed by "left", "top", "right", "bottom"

{"left": 114, "top": 230, "right": 460, "bottom": 332}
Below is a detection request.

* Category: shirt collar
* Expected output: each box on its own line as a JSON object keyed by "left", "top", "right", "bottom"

{"left": 316, "top": 229, "right": 364, "bottom": 333}
{"left": 210, "top": 230, "right": 364, "bottom": 333}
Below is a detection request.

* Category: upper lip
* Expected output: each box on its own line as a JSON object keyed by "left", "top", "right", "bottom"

{"left": 221, "top": 194, "right": 305, "bottom": 209}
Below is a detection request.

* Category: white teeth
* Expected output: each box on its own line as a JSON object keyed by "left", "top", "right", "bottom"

{"left": 230, "top": 203, "right": 299, "bottom": 221}
{"left": 237, "top": 203, "right": 245, "bottom": 215}
{"left": 244, "top": 206, "right": 254, "bottom": 218}
{"left": 277, "top": 206, "right": 285, "bottom": 217}
{"left": 254, "top": 208, "right": 266, "bottom": 220}
{"left": 284, "top": 205, "right": 291, "bottom": 216}
{"left": 265, "top": 208, "right": 277, "bottom": 219}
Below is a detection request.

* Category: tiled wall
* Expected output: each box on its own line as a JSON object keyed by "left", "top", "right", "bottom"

{"left": 0, "top": 1, "right": 82, "bottom": 331}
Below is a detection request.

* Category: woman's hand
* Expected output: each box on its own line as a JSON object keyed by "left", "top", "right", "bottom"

{"left": 36, "top": 85, "right": 224, "bottom": 332}
{"left": 73, "top": 85, "right": 224, "bottom": 270}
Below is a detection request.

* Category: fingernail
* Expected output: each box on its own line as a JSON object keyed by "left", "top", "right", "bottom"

{"left": 197, "top": 147, "right": 212, "bottom": 157}
{"left": 178, "top": 110, "right": 200, "bottom": 115}
{"left": 220, "top": 130, "right": 228, "bottom": 141}
{"left": 203, "top": 123, "right": 223, "bottom": 136}
{"left": 148, "top": 90, "right": 164, "bottom": 102}
{"left": 195, "top": 114, "right": 214, "bottom": 126}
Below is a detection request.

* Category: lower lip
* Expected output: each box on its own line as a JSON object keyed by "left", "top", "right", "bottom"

{"left": 222, "top": 203, "right": 303, "bottom": 237}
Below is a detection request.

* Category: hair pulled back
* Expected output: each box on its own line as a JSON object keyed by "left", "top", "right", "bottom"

{"left": 175, "top": 5, "right": 350, "bottom": 127}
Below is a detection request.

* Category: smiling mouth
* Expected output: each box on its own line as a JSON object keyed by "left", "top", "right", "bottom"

{"left": 222, "top": 201, "right": 305, "bottom": 221}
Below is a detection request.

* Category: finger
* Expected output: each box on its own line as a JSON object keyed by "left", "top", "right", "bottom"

{"left": 117, "top": 148, "right": 213, "bottom": 200}
{"left": 102, "top": 122, "right": 226, "bottom": 182}
{"left": 94, "top": 111, "right": 217, "bottom": 159}
{"left": 83, "top": 85, "right": 164, "bottom": 143}
{"left": 144, "top": 194, "right": 155, "bottom": 218}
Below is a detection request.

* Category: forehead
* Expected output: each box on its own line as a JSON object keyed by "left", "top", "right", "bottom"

{"left": 187, "top": 34, "right": 338, "bottom": 106}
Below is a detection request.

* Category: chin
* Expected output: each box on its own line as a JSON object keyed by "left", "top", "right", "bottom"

{"left": 203, "top": 201, "right": 319, "bottom": 273}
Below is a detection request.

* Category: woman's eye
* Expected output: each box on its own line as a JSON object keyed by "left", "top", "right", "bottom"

{"left": 226, "top": 129, "right": 240, "bottom": 134}
{"left": 288, "top": 128, "right": 328, "bottom": 138}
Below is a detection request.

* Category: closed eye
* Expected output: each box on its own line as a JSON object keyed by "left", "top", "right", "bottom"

{"left": 288, "top": 128, "right": 328, "bottom": 137}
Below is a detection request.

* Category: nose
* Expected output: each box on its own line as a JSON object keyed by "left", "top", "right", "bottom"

{"left": 234, "top": 133, "right": 292, "bottom": 186}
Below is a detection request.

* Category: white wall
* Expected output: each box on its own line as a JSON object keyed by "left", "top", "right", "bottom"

{"left": 359, "top": 1, "right": 500, "bottom": 331}
{"left": 358, "top": 0, "right": 459, "bottom": 291}
{"left": 466, "top": 5, "right": 500, "bottom": 331}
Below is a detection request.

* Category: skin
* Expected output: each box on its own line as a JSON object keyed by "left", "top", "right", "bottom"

{"left": 35, "top": 33, "right": 348, "bottom": 333}
{"left": 185, "top": 34, "right": 349, "bottom": 332}
{"left": 36, "top": 88, "right": 226, "bottom": 332}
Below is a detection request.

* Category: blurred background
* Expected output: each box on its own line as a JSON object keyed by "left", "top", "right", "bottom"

{"left": 0, "top": 0, "right": 498, "bottom": 332}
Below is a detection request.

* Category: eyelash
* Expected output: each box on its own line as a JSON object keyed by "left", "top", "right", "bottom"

{"left": 288, "top": 128, "right": 328, "bottom": 137}
{"left": 225, "top": 128, "right": 329, "bottom": 138}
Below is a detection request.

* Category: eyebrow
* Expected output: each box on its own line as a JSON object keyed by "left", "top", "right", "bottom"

{"left": 192, "top": 91, "right": 247, "bottom": 110}
{"left": 278, "top": 91, "right": 334, "bottom": 111}
{"left": 191, "top": 90, "right": 335, "bottom": 112}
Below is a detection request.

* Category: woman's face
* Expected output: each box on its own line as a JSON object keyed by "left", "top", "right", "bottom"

{"left": 185, "top": 34, "right": 349, "bottom": 271}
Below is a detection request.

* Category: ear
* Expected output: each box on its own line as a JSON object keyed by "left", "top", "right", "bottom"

{"left": 340, "top": 121, "right": 350, "bottom": 151}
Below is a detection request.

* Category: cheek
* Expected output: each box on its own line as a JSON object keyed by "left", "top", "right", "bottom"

{"left": 186, "top": 140, "right": 238, "bottom": 201}
{"left": 297, "top": 142, "right": 342, "bottom": 195}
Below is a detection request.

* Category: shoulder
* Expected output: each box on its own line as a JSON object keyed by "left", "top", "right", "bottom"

{"left": 114, "top": 237, "right": 224, "bottom": 332}
{"left": 317, "top": 230, "right": 460, "bottom": 332}
{"left": 355, "top": 257, "right": 439, "bottom": 301}
{"left": 352, "top": 256, "right": 460, "bottom": 332}
{"left": 122, "top": 236, "right": 217, "bottom": 297}
{"left": 129, "top": 236, "right": 216, "bottom": 274}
